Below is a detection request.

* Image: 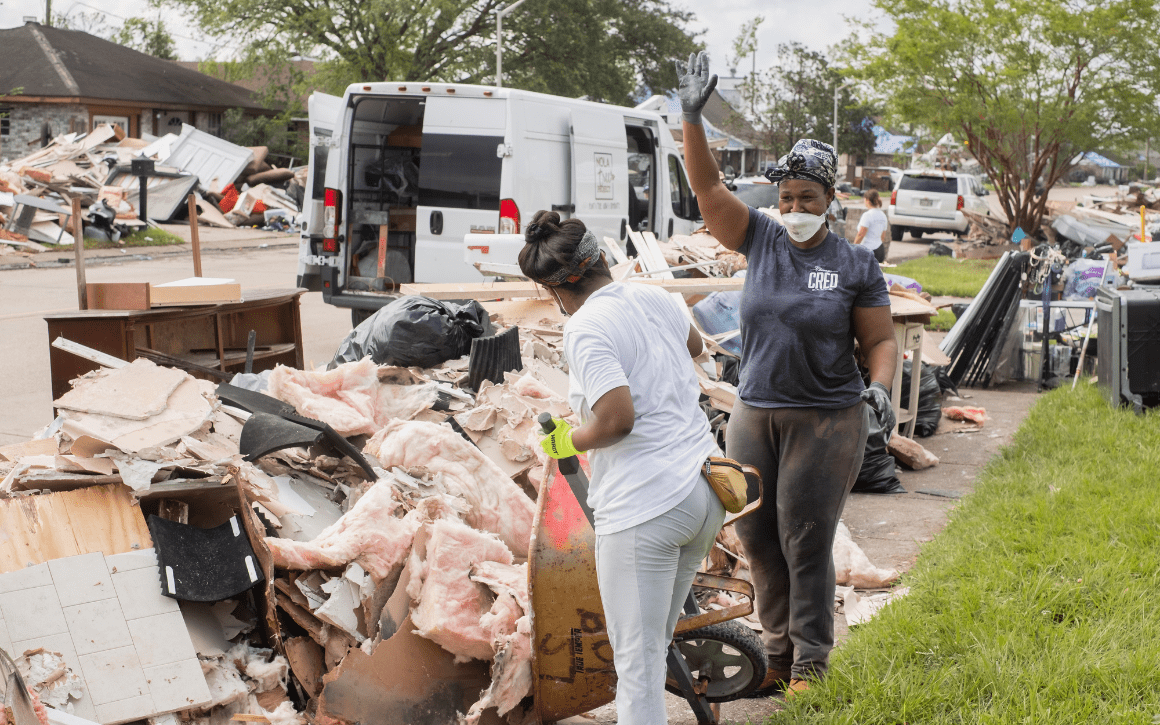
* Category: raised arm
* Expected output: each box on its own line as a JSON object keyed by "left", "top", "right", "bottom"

{"left": 677, "top": 52, "right": 750, "bottom": 251}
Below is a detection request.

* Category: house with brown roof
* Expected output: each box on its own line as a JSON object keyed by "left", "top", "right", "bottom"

{"left": 0, "top": 21, "right": 271, "bottom": 161}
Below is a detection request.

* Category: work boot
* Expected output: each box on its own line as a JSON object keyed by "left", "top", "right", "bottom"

{"left": 746, "top": 667, "right": 792, "bottom": 698}
{"left": 782, "top": 678, "right": 810, "bottom": 699}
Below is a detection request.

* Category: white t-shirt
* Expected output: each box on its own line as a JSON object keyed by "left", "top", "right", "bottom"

{"left": 858, "top": 207, "right": 888, "bottom": 251}
{"left": 564, "top": 282, "right": 718, "bottom": 535}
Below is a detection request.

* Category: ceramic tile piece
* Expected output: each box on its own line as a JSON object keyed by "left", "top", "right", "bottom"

{"left": 143, "top": 659, "right": 211, "bottom": 712}
{"left": 0, "top": 584, "right": 68, "bottom": 639}
{"left": 127, "top": 611, "right": 196, "bottom": 668}
{"left": 50, "top": 552, "right": 115, "bottom": 607}
{"left": 77, "top": 645, "right": 149, "bottom": 706}
{"left": 11, "top": 631, "right": 101, "bottom": 723}
{"left": 104, "top": 548, "right": 158, "bottom": 574}
{"left": 65, "top": 598, "right": 134, "bottom": 656}
{"left": 0, "top": 609, "right": 11, "bottom": 654}
{"left": 0, "top": 562, "right": 53, "bottom": 594}
{"left": 93, "top": 694, "right": 156, "bottom": 725}
{"left": 111, "top": 567, "right": 178, "bottom": 620}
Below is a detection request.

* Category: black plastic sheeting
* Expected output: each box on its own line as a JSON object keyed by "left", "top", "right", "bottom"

{"left": 853, "top": 409, "right": 906, "bottom": 494}
{"left": 942, "top": 252, "right": 1029, "bottom": 387}
{"left": 466, "top": 325, "right": 522, "bottom": 391}
{"left": 329, "top": 295, "right": 490, "bottom": 369}
{"left": 901, "top": 360, "right": 943, "bottom": 437}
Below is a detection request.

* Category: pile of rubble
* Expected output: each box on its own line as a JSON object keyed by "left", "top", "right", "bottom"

{"left": 0, "top": 123, "right": 304, "bottom": 253}
{"left": 0, "top": 270, "right": 904, "bottom": 724}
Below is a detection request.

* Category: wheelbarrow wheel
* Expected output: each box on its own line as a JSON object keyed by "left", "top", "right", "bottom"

{"left": 664, "top": 620, "right": 767, "bottom": 702}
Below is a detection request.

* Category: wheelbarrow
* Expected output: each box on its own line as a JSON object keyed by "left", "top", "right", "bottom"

{"left": 529, "top": 414, "right": 766, "bottom": 724}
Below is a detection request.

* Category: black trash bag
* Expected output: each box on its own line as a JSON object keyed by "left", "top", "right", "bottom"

{"left": 901, "top": 360, "right": 943, "bottom": 437}
{"left": 853, "top": 409, "right": 906, "bottom": 494}
{"left": 329, "top": 295, "right": 490, "bottom": 369}
{"left": 929, "top": 241, "right": 954, "bottom": 257}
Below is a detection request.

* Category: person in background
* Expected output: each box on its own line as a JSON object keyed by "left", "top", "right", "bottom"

{"left": 853, "top": 189, "right": 889, "bottom": 262}
{"left": 675, "top": 51, "right": 898, "bottom": 698}
{"left": 523, "top": 210, "right": 725, "bottom": 725}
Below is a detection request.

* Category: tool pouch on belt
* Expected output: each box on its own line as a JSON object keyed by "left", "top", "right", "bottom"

{"left": 703, "top": 457, "right": 749, "bottom": 513}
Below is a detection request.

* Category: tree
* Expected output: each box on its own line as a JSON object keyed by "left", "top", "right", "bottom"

{"left": 166, "top": 0, "right": 700, "bottom": 105}
{"left": 111, "top": 17, "right": 179, "bottom": 60}
{"left": 53, "top": 9, "right": 113, "bottom": 37}
{"left": 846, "top": 0, "right": 1160, "bottom": 234}
{"left": 734, "top": 42, "right": 878, "bottom": 161}
{"left": 727, "top": 15, "right": 763, "bottom": 115}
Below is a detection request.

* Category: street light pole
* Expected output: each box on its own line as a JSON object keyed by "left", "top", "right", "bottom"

{"left": 495, "top": 0, "right": 531, "bottom": 88}
{"left": 832, "top": 80, "right": 853, "bottom": 155}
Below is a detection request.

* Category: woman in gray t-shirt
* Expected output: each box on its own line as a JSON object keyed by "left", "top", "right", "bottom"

{"left": 676, "top": 52, "right": 899, "bottom": 697}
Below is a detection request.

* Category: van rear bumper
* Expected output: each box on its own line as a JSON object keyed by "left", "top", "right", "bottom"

{"left": 323, "top": 289, "right": 396, "bottom": 311}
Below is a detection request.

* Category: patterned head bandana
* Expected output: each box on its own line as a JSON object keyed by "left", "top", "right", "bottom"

{"left": 764, "top": 138, "right": 837, "bottom": 189}
{"left": 536, "top": 230, "right": 601, "bottom": 287}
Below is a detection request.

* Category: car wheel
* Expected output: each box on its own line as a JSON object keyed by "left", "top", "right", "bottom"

{"left": 351, "top": 307, "right": 375, "bottom": 328}
{"left": 890, "top": 224, "right": 904, "bottom": 242}
{"left": 960, "top": 223, "right": 973, "bottom": 239}
{"left": 910, "top": 229, "right": 924, "bottom": 239}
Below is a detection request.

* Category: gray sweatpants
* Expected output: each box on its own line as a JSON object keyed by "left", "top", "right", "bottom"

{"left": 725, "top": 401, "right": 868, "bottom": 679}
{"left": 595, "top": 478, "right": 725, "bottom": 725}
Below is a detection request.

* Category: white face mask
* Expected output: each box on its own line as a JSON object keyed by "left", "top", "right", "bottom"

{"left": 781, "top": 212, "right": 826, "bottom": 243}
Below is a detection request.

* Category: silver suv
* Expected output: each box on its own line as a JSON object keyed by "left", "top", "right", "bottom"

{"left": 887, "top": 171, "right": 990, "bottom": 240}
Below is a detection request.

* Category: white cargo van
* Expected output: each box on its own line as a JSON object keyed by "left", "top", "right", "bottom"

{"left": 296, "top": 83, "right": 703, "bottom": 323}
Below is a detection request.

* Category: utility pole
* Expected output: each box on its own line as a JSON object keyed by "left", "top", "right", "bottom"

{"left": 46, "top": 0, "right": 53, "bottom": 25}
{"left": 495, "top": 0, "right": 531, "bottom": 88}
{"left": 832, "top": 80, "right": 853, "bottom": 156}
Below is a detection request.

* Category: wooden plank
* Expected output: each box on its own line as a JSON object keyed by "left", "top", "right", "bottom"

{"left": 0, "top": 484, "right": 151, "bottom": 573}
{"left": 86, "top": 282, "right": 151, "bottom": 311}
{"left": 51, "top": 335, "right": 131, "bottom": 369}
{"left": 403, "top": 277, "right": 744, "bottom": 300}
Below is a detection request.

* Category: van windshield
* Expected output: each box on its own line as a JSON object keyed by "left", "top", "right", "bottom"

{"left": 418, "top": 134, "right": 504, "bottom": 210}
{"left": 899, "top": 175, "right": 957, "bottom": 194}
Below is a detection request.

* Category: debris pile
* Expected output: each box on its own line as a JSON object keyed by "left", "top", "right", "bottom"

{"left": 0, "top": 270, "right": 906, "bottom": 723}
{"left": 0, "top": 123, "right": 303, "bottom": 253}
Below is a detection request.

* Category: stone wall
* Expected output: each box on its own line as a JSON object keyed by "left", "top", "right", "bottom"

{"left": 0, "top": 104, "right": 88, "bottom": 163}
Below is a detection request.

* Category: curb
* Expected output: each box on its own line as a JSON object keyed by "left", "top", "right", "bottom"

{"left": 0, "top": 241, "right": 300, "bottom": 271}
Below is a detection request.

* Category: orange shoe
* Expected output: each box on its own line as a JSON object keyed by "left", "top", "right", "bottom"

{"left": 783, "top": 678, "right": 810, "bottom": 699}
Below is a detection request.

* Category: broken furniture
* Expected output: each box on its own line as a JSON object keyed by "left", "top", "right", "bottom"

{"left": 4, "top": 195, "right": 76, "bottom": 245}
{"left": 45, "top": 289, "right": 305, "bottom": 399}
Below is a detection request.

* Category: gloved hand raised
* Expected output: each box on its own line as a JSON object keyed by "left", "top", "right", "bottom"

{"left": 860, "top": 382, "right": 896, "bottom": 442}
{"left": 540, "top": 418, "right": 584, "bottom": 460}
{"left": 675, "top": 51, "right": 717, "bottom": 125}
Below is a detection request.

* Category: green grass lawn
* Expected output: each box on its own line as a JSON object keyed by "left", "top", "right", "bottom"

{"left": 925, "top": 307, "right": 957, "bottom": 331}
{"left": 775, "top": 384, "right": 1160, "bottom": 724}
{"left": 44, "top": 228, "right": 186, "bottom": 251}
{"left": 891, "top": 256, "right": 998, "bottom": 298}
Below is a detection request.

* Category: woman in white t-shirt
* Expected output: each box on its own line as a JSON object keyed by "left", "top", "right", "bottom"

{"left": 519, "top": 209, "right": 726, "bottom": 725}
{"left": 854, "top": 188, "right": 889, "bottom": 262}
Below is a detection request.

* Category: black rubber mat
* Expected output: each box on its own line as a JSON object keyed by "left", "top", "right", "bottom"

{"left": 147, "top": 514, "right": 264, "bottom": 602}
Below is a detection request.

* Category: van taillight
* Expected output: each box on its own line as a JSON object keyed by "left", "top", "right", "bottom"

{"left": 499, "top": 198, "right": 520, "bottom": 234}
{"left": 956, "top": 195, "right": 964, "bottom": 211}
{"left": 890, "top": 190, "right": 897, "bottom": 206}
{"left": 323, "top": 187, "right": 342, "bottom": 253}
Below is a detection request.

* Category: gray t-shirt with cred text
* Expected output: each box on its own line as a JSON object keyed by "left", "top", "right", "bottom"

{"left": 737, "top": 206, "right": 891, "bottom": 409}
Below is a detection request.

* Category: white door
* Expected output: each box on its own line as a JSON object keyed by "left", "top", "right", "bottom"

{"left": 415, "top": 96, "right": 507, "bottom": 283}
{"left": 570, "top": 108, "right": 629, "bottom": 243}
{"left": 297, "top": 92, "right": 343, "bottom": 285}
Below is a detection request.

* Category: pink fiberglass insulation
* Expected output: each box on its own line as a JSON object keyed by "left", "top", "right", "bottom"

{"left": 366, "top": 420, "right": 536, "bottom": 558}
{"left": 408, "top": 518, "right": 514, "bottom": 663}
{"left": 267, "top": 360, "right": 440, "bottom": 437}
{"left": 510, "top": 373, "right": 558, "bottom": 400}
{"left": 464, "top": 615, "right": 534, "bottom": 723}
{"left": 264, "top": 476, "right": 463, "bottom": 582}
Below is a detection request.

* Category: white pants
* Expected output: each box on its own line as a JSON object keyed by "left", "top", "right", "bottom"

{"left": 595, "top": 479, "right": 725, "bottom": 725}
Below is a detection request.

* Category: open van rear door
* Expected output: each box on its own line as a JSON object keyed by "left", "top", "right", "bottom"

{"left": 570, "top": 108, "right": 629, "bottom": 245}
{"left": 297, "top": 91, "right": 343, "bottom": 291}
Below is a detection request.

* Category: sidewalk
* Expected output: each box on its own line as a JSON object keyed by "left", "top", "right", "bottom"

{"left": 0, "top": 223, "right": 299, "bottom": 270}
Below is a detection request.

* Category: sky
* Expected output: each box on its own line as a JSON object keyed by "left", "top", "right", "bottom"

{"left": 1, "top": 0, "right": 885, "bottom": 76}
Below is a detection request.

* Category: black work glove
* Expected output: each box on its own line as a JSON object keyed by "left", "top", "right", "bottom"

{"left": 675, "top": 51, "right": 717, "bottom": 125}
{"left": 860, "top": 381, "right": 896, "bottom": 442}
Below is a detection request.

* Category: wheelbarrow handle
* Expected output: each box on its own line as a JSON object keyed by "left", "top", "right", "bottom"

{"left": 537, "top": 412, "right": 596, "bottom": 526}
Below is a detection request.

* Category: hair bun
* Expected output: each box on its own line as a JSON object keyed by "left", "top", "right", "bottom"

{"left": 526, "top": 222, "right": 543, "bottom": 241}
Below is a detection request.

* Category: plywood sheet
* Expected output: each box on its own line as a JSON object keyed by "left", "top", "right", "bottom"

{"left": 0, "top": 484, "right": 152, "bottom": 573}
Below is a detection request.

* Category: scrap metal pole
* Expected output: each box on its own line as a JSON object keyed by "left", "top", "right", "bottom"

{"left": 71, "top": 197, "right": 86, "bottom": 309}
{"left": 187, "top": 193, "right": 203, "bottom": 277}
